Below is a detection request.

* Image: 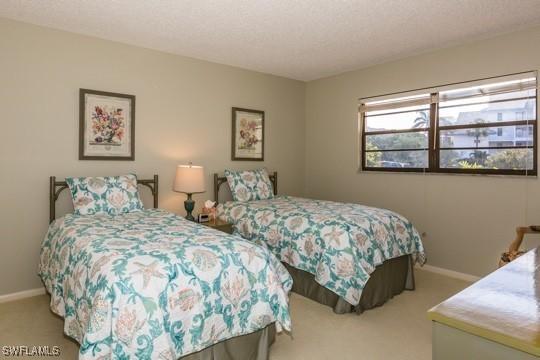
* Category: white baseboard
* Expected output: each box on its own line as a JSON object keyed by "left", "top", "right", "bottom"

{"left": 416, "top": 263, "right": 481, "bottom": 283}
{"left": 0, "top": 287, "right": 45, "bottom": 304}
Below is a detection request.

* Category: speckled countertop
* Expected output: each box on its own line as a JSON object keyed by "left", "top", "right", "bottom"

{"left": 428, "top": 247, "right": 540, "bottom": 356}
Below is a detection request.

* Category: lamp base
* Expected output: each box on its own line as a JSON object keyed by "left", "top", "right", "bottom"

{"left": 184, "top": 194, "right": 195, "bottom": 221}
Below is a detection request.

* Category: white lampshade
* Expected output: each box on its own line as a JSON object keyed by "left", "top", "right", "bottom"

{"left": 173, "top": 164, "right": 206, "bottom": 194}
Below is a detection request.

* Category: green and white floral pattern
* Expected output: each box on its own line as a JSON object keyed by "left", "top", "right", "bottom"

{"left": 225, "top": 169, "right": 274, "bottom": 202}
{"left": 66, "top": 174, "right": 144, "bottom": 216}
{"left": 39, "top": 209, "right": 292, "bottom": 359}
{"left": 218, "top": 196, "right": 425, "bottom": 305}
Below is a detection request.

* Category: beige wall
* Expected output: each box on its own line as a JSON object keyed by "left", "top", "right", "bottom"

{"left": 0, "top": 18, "right": 305, "bottom": 295}
{"left": 305, "top": 26, "right": 540, "bottom": 277}
{"left": 3, "top": 17, "right": 540, "bottom": 296}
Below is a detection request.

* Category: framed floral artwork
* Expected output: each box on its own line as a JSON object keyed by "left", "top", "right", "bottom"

{"left": 79, "top": 89, "right": 135, "bottom": 160}
{"left": 231, "top": 107, "right": 264, "bottom": 161}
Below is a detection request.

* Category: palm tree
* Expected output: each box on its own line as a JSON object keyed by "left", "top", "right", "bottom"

{"left": 466, "top": 119, "right": 490, "bottom": 148}
{"left": 466, "top": 118, "right": 491, "bottom": 166}
{"left": 413, "top": 111, "right": 429, "bottom": 128}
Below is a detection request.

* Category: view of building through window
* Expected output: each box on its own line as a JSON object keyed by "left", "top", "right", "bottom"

{"left": 360, "top": 73, "right": 537, "bottom": 175}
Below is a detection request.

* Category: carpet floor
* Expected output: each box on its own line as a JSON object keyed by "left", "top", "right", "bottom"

{"left": 0, "top": 269, "right": 470, "bottom": 359}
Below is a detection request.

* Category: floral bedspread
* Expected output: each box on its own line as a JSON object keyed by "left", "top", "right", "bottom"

{"left": 39, "top": 209, "right": 292, "bottom": 359}
{"left": 218, "top": 196, "right": 425, "bottom": 306}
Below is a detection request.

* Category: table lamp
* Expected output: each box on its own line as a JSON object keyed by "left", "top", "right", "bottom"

{"left": 173, "top": 164, "right": 205, "bottom": 221}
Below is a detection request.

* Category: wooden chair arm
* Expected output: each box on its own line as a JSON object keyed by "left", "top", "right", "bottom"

{"left": 509, "top": 226, "right": 540, "bottom": 253}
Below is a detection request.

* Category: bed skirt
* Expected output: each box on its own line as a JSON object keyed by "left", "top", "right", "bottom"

{"left": 180, "top": 323, "right": 276, "bottom": 360}
{"left": 283, "top": 255, "right": 415, "bottom": 314}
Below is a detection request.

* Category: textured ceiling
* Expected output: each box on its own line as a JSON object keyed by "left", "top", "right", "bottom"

{"left": 2, "top": 0, "right": 540, "bottom": 81}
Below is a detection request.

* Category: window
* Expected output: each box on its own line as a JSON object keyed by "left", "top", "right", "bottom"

{"left": 360, "top": 72, "right": 537, "bottom": 175}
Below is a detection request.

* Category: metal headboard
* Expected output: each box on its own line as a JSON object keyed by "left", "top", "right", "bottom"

{"left": 214, "top": 171, "right": 277, "bottom": 204}
{"left": 49, "top": 175, "right": 159, "bottom": 223}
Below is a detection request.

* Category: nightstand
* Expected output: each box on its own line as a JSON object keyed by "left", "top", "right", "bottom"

{"left": 200, "top": 218, "right": 234, "bottom": 234}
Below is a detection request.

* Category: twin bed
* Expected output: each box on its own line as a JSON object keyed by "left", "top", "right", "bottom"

{"left": 215, "top": 170, "right": 425, "bottom": 314}
{"left": 42, "top": 175, "right": 290, "bottom": 360}
{"left": 41, "top": 170, "right": 425, "bottom": 359}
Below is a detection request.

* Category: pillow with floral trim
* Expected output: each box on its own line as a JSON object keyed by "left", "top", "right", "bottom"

{"left": 66, "top": 174, "right": 144, "bottom": 215}
{"left": 225, "top": 168, "right": 275, "bottom": 202}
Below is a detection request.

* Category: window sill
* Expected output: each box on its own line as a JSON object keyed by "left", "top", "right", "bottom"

{"left": 358, "top": 167, "right": 538, "bottom": 178}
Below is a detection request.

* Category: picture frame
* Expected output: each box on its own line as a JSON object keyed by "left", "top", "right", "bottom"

{"left": 79, "top": 89, "right": 135, "bottom": 160}
{"left": 231, "top": 107, "right": 264, "bottom": 161}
